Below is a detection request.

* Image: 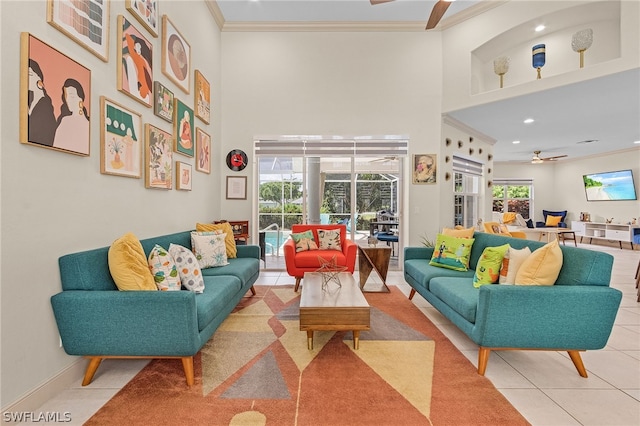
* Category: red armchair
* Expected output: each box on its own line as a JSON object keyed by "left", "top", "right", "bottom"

{"left": 284, "top": 224, "right": 357, "bottom": 291}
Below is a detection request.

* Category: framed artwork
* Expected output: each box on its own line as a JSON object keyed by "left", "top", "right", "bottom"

{"left": 47, "top": 0, "right": 110, "bottom": 62}
{"left": 117, "top": 15, "right": 153, "bottom": 107}
{"left": 173, "top": 98, "right": 194, "bottom": 157}
{"left": 195, "top": 128, "right": 211, "bottom": 174}
{"left": 176, "top": 161, "right": 192, "bottom": 191}
{"left": 126, "top": 0, "right": 158, "bottom": 37}
{"left": 194, "top": 70, "right": 210, "bottom": 124}
{"left": 412, "top": 154, "right": 437, "bottom": 184}
{"left": 144, "top": 124, "right": 173, "bottom": 189}
{"left": 226, "top": 176, "right": 247, "bottom": 200}
{"left": 19, "top": 33, "right": 91, "bottom": 156}
{"left": 100, "top": 97, "right": 142, "bottom": 178}
{"left": 161, "top": 15, "right": 191, "bottom": 93}
{"left": 153, "top": 81, "right": 174, "bottom": 122}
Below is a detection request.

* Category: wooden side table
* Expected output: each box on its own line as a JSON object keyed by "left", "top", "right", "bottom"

{"left": 357, "top": 246, "right": 391, "bottom": 293}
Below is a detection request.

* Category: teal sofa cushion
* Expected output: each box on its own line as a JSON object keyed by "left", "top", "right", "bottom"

{"left": 201, "top": 257, "right": 259, "bottom": 287}
{"left": 429, "top": 277, "right": 479, "bottom": 323}
{"left": 196, "top": 276, "right": 242, "bottom": 331}
{"left": 405, "top": 259, "right": 475, "bottom": 292}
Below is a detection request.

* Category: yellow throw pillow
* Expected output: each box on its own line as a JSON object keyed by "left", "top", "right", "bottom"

{"left": 442, "top": 226, "right": 475, "bottom": 239}
{"left": 515, "top": 240, "right": 563, "bottom": 286}
{"left": 545, "top": 215, "right": 563, "bottom": 227}
{"left": 196, "top": 222, "right": 237, "bottom": 258}
{"left": 108, "top": 232, "right": 157, "bottom": 291}
{"left": 502, "top": 212, "right": 517, "bottom": 224}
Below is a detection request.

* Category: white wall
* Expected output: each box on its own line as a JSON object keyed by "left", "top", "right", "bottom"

{"left": 220, "top": 31, "right": 446, "bottom": 244}
{"left": 0, "top": 0, "right": 221, "bottom": 407}
{"left": 494, "top": 148, "right": 640, "bottom": 224}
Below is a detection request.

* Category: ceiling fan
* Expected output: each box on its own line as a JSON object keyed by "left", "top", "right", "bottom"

{"left": 531, "top": 150, "right": 568, "bottom": 164}
{"left": 370, "top": 0, "right": 454, "bottom": 30}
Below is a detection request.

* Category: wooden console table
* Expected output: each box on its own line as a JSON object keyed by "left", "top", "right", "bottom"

{"left": 357, "top": 246, "right": 391, "bottom": 293}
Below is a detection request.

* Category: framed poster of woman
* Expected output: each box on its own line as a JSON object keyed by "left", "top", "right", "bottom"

{"left": 161, "top": 15, "right": 190, "bottom": 94}
{"left": 413, "top": 154, "right": 437, "bottom": 184}
{"left": 20, "top": 33, "right": 91, "bottom": 156}
{"left": 117, "top": 15, "right": 153, "bottom": 107}
{"left": 173, "top": 98, "right": 194, "bottom": 157}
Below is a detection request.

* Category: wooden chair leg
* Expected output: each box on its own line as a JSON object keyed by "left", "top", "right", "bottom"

{"left": 249, "top": 286, "right": 256, "bottom": 296}
{"left": 294, "top": 277, "right": 302, "bottom": 292}
{"left": 567, "top": 350, "right": 588, "bottom": 377}
{"left": 478, "top": 347, "right": 490, "bottom": 376}
{"left": 82, "top": 357, "right": 103, "bottom": 386}
{"left": 182, "top": 356, "right": 195, "bottom": 387}
{"left": 635, "top": 259, "right": 640, "bottom": 281}
{"left": 408, "top": 288, "right": 416, "bottom": 300}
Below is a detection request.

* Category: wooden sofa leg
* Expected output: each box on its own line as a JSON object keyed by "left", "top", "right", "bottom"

{"left": 567, "top": 350, "right": 588, "bottom": 378}
{"left": 249, "top": 286, "right": 256, "bottom": 296}
{"left": 182, "top": 356, "right": 195, "bottom": 387}
{"left": 82, "top": 357, "right": 103, "bottom": 386}
{"left": 478, "top": 347, "right": 491, "bottom": 376}
{"left": 408, "top": 288, "right": 416, "bottom": 300}
{"left": 294, "top": 277, "right": 302, "bottom": 292}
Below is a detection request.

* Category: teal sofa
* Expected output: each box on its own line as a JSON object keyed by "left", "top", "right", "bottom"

{"left": 51, "top": 231, "right": 260, "bottom": 387}
{"left": 404, "top": 232, "right": 622, "bottom": 377}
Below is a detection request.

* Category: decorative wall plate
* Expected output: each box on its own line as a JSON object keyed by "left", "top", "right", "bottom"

{"left": 226, "top": 149, "right": 247, "bottom": 171}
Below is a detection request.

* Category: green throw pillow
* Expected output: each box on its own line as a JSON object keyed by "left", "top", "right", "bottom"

{"left": 473, "top": 244, "right": 510, "bottom": 288}
{"left": 291, "top": 230, "right": 318, "bottom": 252}
{"left": 429, "top": 233, "right": 475, "bottom": 272}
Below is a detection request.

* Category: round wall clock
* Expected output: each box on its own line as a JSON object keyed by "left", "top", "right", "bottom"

{"left": 226, "top": 149, "right": 247, "bottom": 171}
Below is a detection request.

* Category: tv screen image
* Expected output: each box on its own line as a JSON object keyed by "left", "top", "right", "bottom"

{"left": 583, "top": 169, "right": 638, "bottom": 201}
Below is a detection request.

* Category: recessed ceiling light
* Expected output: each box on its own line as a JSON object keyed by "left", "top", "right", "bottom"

{"left": 634, "top": 140, "right": 640, "bottom": 144}
{"left": 523, "top": 118, "right": 534, "bottom": 124}
{"left": 535, "top": 25, "right": 545, "bottom": 32}
{"left": 512, "top": 140, "right": 521, "bottom": 144}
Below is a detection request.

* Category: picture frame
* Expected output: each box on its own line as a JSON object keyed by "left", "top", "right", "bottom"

{"left": 412, "top": 154, "right": 437, "bottom": 184}
{"left": 117, "top": 15, "right": 153, "bottom": 107}
{"left": 194, "top": 70, "right": 210, "bottom": 124}
{"left": 176, "top": 161, "right": 192, "bottom": 191}
{"left": 161, "top": 15, "right": 191, "bottom": 93}
{"left": 173, "top": 98, "right": 194, "bottom": 157}
{"left": 195, "top": 128, "right": 211, "bottom": 174}
{"left": 47, "top": 0, "right": 110, "bottom": 62}
{"left": 125, "top": 0, "right": 158, "bottom": 37}
{"left": 20, "top": 33, "right": 91, "bottom": 156}
{"left": 144, "top": 124, "right": 173, "bottom": 189}
{"left": 226, "top": 176, "right": 247, "bottom": 200}
{"left": 100, "top": 96, "right": 142, "bottom": 178}
{"left": 153, "top": 81, "right": 174, "bottom": 122}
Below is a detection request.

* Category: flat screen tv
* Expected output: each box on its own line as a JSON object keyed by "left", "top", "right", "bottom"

{"left": 583, "top": 169, "right": 637, "bottom": 201}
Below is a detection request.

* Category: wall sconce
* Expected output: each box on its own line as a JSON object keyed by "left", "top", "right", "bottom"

{"left": 571, "top": 28, "right": 593, "bottom": 68}
{"left": 493, "top": 56, "right": 510, "bottom": 88}
{"left": 532, "top": 44, "right": 545, "bottom": 79}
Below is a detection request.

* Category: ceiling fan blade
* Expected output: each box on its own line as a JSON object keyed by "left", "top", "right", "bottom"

{"left": 426, "top": 0, "right": 452, "bottom": 30}
{"left": 541, "top": 155, "right": 568, "bottom": 161}
{"left": 370, "top": 0, "right": 395, "bottom": 5}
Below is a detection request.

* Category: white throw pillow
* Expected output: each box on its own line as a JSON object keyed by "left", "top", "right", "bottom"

{"left": 498, "top": 246, "right": 531, "bottom": 285}
{"left": 317, "top": 229, "right": 342, "bottom": 251}
{"left": 168, "top": 243, "right": 205, "bottom": 293}
{"left": 148, "top": 244, "right": 181, "bottom": 291}
{"left": 190, "top": 231, "right": 229, "bottom": 268}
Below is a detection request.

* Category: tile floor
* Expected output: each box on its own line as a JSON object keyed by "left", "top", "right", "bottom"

{"left": 16, "top": 242, "right": 640, "bottom": 425}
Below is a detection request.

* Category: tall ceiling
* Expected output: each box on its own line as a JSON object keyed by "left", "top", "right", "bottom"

{"left": 212, "top": 0, "right": 640, "bottom": 163}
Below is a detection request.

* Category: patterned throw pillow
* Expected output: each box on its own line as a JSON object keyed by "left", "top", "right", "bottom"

{"left": 191, "top": 232, "right": 229, "bottom": 268}
{"left": 290, "top": 230, "right": 318, "bottom": 252}
{"left": 108, "top": 232, "right": 157, "bottom": 291}
{"left": 317, "top": 229, "right": 342, "bottom": 251}
{"left": 499, "top": 246, "right": 531, "bottom": 284}
{"left": 473, "top": 244, "right": 510, "bottom": 287}
{"left": 148, "top": 244, "right": 181, "bottom": 291}
{"left": 168, "top": 243, "right": 205, "bottom": 293}
{"left": 429, "top": 233, "right": 475, "bottom": 272}
{"left": 195, "top": 222, "right": 237, "bottom": 258}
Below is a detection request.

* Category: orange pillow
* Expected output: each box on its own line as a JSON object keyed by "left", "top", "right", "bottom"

{"left": 545, "top": 215, "right": 563, "bottom": 227}
{"left": 442, "top": 226, "right": 475, "bottom": 239}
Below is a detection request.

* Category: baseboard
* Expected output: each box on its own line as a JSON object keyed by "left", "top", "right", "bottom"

{"left": 1, "top": 358, "right": 84, "bottom": 425}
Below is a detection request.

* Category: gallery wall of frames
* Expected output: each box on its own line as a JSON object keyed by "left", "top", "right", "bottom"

{"left": 20, "top": 0, "right": 212, "bottom": 191}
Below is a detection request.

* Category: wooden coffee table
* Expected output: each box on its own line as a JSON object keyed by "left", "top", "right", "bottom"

{"left": 299, "top": 272, "right": 370, "bottom": 350}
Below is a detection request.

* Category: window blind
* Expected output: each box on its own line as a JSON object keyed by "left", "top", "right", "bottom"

{"left": 452, "top": 156, "right": 484, "bottom": 176}
{"left": 255, "top": 137, "right": 408, "bottom": 158}
{"left": 494, "top": 178, "right": 534, "bottom": 186}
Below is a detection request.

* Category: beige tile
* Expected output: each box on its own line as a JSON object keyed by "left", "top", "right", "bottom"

{"left": 607, "top": 325, "right": 640, "bottom": 351}
{"left": 71, "top": 359, "right": 149, "bottom": 389}
{"left": 614, "top": 308, "right": 640, "bottom": 326}
{"left": 459, "top": 349, "right": 536, "bottom": 389}
{"left": 499, "top": 388, "right": 581, "bottom": 426}
{"left": 623, "top": 350, "right": 640, "bottom": 360}
{"left": 543, "top": 389, "right": 640, "bottom": 426}
{"left": 580, "top": 350, "right": 640, "bottom": 389}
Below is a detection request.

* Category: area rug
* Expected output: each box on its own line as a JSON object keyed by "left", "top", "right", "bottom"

{"left": 86, "top": 285, "right": 528, "bottom": 425}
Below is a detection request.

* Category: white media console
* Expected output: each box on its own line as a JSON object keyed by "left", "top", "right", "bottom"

{"left": 571, "top": 221, "right": 640, "bottom": 249}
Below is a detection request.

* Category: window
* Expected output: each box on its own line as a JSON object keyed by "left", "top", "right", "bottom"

{"left": 452, "top": 156, "right": 482, "bottom": 228}
{"left": 492, "top": 179, "right": 533, "bottom": 219}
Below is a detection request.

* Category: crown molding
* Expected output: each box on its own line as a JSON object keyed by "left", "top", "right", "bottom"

{"left": 442, "top": 114, "right": 497, "bottom": 145}
{"left": 206, "top": 0, "right": 225, "bottom": 30}
{"left": 220, "top": 21, "right": 429, "bottom": 32}
{"left": 438, "top": 0, "right": 509, "bottom": 31}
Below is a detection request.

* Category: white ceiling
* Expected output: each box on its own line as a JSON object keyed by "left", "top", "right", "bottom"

{"left": 213, "top": 0, "right": 640, "bottom": 163}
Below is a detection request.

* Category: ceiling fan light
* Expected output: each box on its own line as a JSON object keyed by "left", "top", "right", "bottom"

{"left": 531, "top": 158, "right": 543, "bottom": 164}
